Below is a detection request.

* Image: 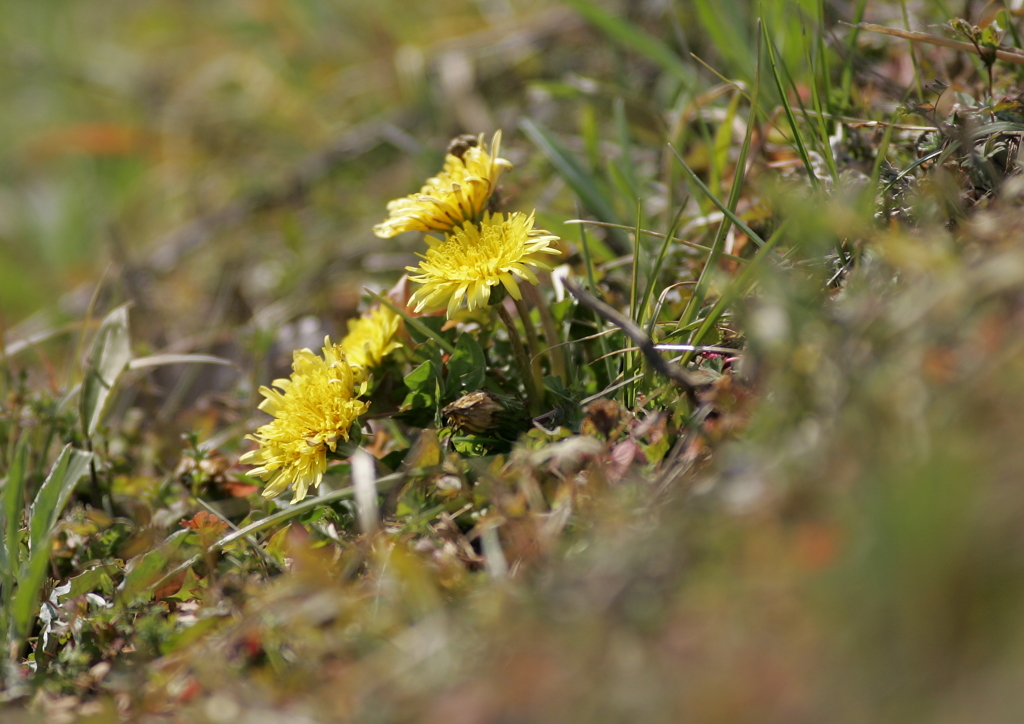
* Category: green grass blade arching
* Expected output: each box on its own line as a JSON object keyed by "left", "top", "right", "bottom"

{"left": 576, "top": 217, "right": 617, "bottom": 386}
{"left": 519, "top": 118, "right": 630, "bottom": 256}
{"left": 670, "top": 148, "right": 767, "bottom": 250}
{"left": 370, "top": 292, "right": 456, "bottom": 355}
{"left": 564, "top": 0, "right": 697, "bottom": 89}
{"left": 692, "top": 0, "right": 756, "bottom": 81}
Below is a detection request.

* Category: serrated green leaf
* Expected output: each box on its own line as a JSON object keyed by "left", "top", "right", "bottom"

{"left": 402, "top": 390, "right": 434, "bottom": 411}
{"left": 448, "top": 334, "right": 486, "bottom": 393}
{"left": 80, "top": 304, "right": 132, "bottom": 438}
{"left": 405, "top": 360, "right": 437, "bottom": 394}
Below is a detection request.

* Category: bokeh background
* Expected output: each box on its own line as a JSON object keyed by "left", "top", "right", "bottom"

{"left": 12, "top": 2, "right": 1024, "bottom": 722}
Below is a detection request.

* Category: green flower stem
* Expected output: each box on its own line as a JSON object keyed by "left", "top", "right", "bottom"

{"left": 496, "top": 303, "right": 542, "bottom": 417}
{"left": 523, "top": 283, "right": 567, "bottom": 383}
{"left": 511, "top": 294, "right": 545, "bottom": 396}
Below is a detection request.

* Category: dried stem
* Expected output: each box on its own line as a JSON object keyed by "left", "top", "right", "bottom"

{"left": 564, "top": 277, "right": 698, "bottom": 406}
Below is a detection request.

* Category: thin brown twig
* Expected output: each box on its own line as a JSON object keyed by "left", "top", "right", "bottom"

{"left": 564, "top": 277, "right": 698, "bottom": 405}
{"left": 851, "top": 22, "right": 1024, "bottom": 65}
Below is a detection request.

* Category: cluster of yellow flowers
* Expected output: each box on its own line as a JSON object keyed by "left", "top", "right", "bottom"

{"left": 244, "top": 130, "right": 558, "bottom": 501}
{"left": 243, "top": 306, "right": 403, "bottom": 502}
{"left": 378, "top": 131, "right": 560, "bottom": 319}
{"left": 240, "top": 339, "right": 369, "bottom": 502}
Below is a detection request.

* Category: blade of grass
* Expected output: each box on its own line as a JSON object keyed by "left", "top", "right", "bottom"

{"left": 681, "top": 219, "right": 791, "bottom": 366}
{"left": 678, "top": 22, "right": 762, "bottom": 332}
{"left": 614, "top": 98, "right": 640, "bottom": 198}
{"left": 762, "top": 18, "right": 820, "bottom": 190}
{"left": 840, "top": 0, "right": 870, "bottom": 98}
{"left": 520, "top": 118, "right": 630, "bottom": 256}
{"left": 0, "top": 304, "right": 9, "bottom": 400}
{"left": 692, "top": 0, "right": 756, "bottom": 80}
{"left": 152, "top": 470, "right": 412, "bottom": 593}
{"left": 576, "top": 213, "right": 617, "bottom": 385}
{"left": 899, "top": 0, "right": 925, "bottom": 101}
{"left": 626, "top": 202, "right": 643, "bottom": 406}
{"left": 564, "top": 0, "right": 697, "bottom": 89}
{"left": 79, "top": 304, "right": 132, "bottom": 439}
{"left": 713, "top": 91, "right": 744, "bottom": 198}
{"left": 370, "top": 292, "right": 456, "bottom": 355}
{"left": 630, "top": 202, "right": 642, "bottom": 325}
{"left": 814, "top": 0, "right": 834, "bottom": 116}
{"left": 65, "top": 265, "right": 112, "bottom": 393}
{"left": 28, "top": 445, "right": 93, "bottom": 554}
{"left": 639, "top": 205, "right": 686, "bottom": 334}
{"left": 804, "top": 25, "right": 839, "bottom": 181}
{"left": 670, "top": 147, "right": 767, "bottom": 248}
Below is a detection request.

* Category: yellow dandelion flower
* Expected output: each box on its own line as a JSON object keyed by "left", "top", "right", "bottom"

{"left": 340, "top": 306, "right": 403, "bottom": 378}
{"left": 373, "top": 131, "right": 512, "bottom": 238}
{"left": 406, "top": 211, "right": 560, "bottom": 319}
{"left": 240, "top": 337, "right": 369, "bottom": 502}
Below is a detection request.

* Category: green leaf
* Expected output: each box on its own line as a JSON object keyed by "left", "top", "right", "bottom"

{"left": 79, "top": 304, "right": 132, "bottom": 438}
{"left": 447, "top": 334, "right": 486, "bottom": 393}
{"left": 11, "top": 445, "right": 93, "bottom": 641}
{"left": 60, "top": 563, "right": 122, "bottom": 601}
{"left": 405, "top": 360, "right": 437, "bottom": 394}
{"left": 402, "top": 390, "right": 434, "bottom": 412}
{"left": 2, "top": 434, "right": 30, "bottom": 576}
{"left": 0, "top": 433, "right": 30, "bottom": 642}
{"left": 118, "top": 529, "right": 191, "bottom": 606}
{"left": 28, "top": 445, "right": 93, "bottom": 555}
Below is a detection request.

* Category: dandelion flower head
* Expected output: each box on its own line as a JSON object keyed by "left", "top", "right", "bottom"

{"left": 340, "top": 306, "right": 403, "bottom": 378}
{"left": 407, "top": 211, "right": 560, "bottom": 319}
{"left": 240, "top": 338, "right": 368, "bottom": 502}
{"left": 373, "top": 131, "right": 512, "bottom": 238}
